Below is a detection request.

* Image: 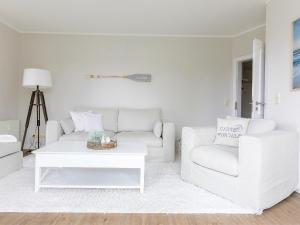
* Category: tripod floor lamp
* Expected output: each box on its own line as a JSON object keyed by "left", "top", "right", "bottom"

{"left": 21, "top": 68, "right": 52, "bottom": 151}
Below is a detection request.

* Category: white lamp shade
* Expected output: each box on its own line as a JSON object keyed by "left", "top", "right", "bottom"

{"left": 22, "top": 68, "right": 52, "bottom": 88}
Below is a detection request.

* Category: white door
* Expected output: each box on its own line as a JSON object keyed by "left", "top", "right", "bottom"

{"left": 251, "top": 39, "right": 265, "bottom": 119}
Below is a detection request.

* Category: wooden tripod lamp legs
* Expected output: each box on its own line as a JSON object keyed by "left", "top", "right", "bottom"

{"left": 21, "top": 88, "right": 49, "bottom": 151}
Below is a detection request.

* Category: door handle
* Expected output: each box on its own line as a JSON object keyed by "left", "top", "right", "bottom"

{"left": 256, "top": 102, "right": 265, "bottom": 106}
{"left": 249, "top": 102, "right": 265, "bottom": 106}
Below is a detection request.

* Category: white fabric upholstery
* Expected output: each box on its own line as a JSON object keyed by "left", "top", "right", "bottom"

{"left": 0, "top": 120, "right": 22, "bottom": 178}
{"left": 118, "top": 108, "right": 161, "bottom": 132}
{"left": 117, "top": 132, "right": 162, "bottom": 148}
{"left": 60, "top": 118, "right": 75, "bottom": 135}
{"left": 162, "top": 122, "right": 176, "bottom": 161}
{"left": 0, "top": 142, "right": 21, "bottom": 158}
{"left": 238, "top": 131, "right": 298, "bottom": 210}
{"left": 59, "top": 132, "right": 88, "bottom": 142}
{"left": 0, "top": 135, "right": 17, "bottom": 143}
{"left": 46, "top": 108, "right": 175, "bottom": 162}
{"left": 153, "top": 121, "right": 163, "bottom": 137}
{"left": 46, "top": 121, "right": 64, "bottom": 145}
{"left": 74, "top": 107, "right": 118, "bottom": 132}
{"left": 70, "top": 111, "right": 89, "bottom": 132}
{"left": 190, "top": 145, "right": 238, "bottom": 177}
{"left": 83, "top": 112, "right": 104, "bottom": 132}
{"left": 0, "top": 151, "right": 22, "bottom": 179}
{"left": 247, "top": 119, "right": 276, "bottom": 134}
{"left": 0, "top": 120, "right": 20, "bottom": 140}
{"left": 227, "top": 116, "right": 276, "bottom": 134}
{"left": 181, "top": 125, "right": 299, "bottom": 212}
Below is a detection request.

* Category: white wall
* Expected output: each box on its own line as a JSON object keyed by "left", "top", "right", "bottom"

{"left": 265, "top": 0, "right": 300, "bottom": 190}
{"left": 0, "top": 23, "right": 19, "bottom": 119}
{"left": 232, "top": 26, "right": 265, "bottom": 59}
{"left": 17, "top": 34, "right": 233, "bottom": 141}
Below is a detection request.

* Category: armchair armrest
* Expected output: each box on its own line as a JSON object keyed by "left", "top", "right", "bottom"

{"left": 45, "top": 120, "right": 63, "bottom": 145}
{"left": 181, "top": 126, "right": 216, "bottom": 151}
{"left": 238, "top": 130, "right": 299, "bottom": 210}
{"left": 162, "top": 122, "right": 176, "bottom": 161}
{"left": 0, "top": 142, "right": 21, "bottom": 155}
{"left": 181, "top": 126, "right": 216, "bottom": 179}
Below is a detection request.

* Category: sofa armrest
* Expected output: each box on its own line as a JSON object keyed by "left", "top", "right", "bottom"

{"left": 239, "top": 130, "right": 299, "bottom": 210}
{"left": 45, "top": 120, "right": 63, "bottom": 145}
{"left": 162, "top": 122, "right": 176, "bottom": 161}
{"left": 0, "top": 142, "right": 21, "bottom": 155}
{"left": 181, "top": 126, "right": 216, "bottom": 179}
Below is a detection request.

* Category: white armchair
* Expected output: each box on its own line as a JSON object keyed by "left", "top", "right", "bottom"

{"left": 0, "top": 120, "right": 23, "bottom": 178}
{"left": 181, "top": 119, "right": 299, "bottom": 212}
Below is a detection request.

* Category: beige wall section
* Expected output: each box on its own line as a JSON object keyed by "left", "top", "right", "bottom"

{"left": 18, "top": 34, "right": 233, "bottom": 141}
{"left": 232, "top": 26, "right": 266, "bottom": 59}
{"left": 265, "top": 0, "right": 300, "bottom": 190}
{"left": 0, "top": 23, "right": 19, "bottom": 119}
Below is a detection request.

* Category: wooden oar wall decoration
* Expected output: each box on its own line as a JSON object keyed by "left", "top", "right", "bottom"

{"left": 87, "top": 74, "right": 152, "bottom": 82}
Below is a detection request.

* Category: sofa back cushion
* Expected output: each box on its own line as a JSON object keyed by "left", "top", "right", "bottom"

{"left": 226, "top": 116, "right": 276, "bottom": 134}
{"left": 74, "top": 107, "right": 118, "bottom": 132}
{"left": 247, "top": 119, "right": 276, "bottom": 134}
{"left": 118, "top": 108, "right": 161, "bottom": 132}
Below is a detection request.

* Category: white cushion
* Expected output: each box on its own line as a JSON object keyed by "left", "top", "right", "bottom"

{"left": 70, "top": 111, "right": 89, "bottom": 132}
{"left": 83, "top": 112, "right": 104, "bottom": 132}
{"left": 74, "top": 107, "right": 118, "bottom": 132}
{"left": 153, "top": 121, "right": 163, "bottom": 137}
{"left": 247, "top": 119, "right": 276, "bottom": 134}
{"left": 190, "top": 145, "right": 239, "bottom": 177}
{"left": 118, "top": 108, "right": 161, "bottom": 132}
{"left": 60, "top": 118, "right": 75, "bottom": 135}
{"left": 0, "top": 135, "right": 17, "bottom": 143}
{"left": 226, "top": 116, "right": 276, "bottom": 134}
{"left": 214, "top": 118, "right": 249, "bottom": 147}
{"left": 117, "top": 131, "right": 163, "bottom": 148}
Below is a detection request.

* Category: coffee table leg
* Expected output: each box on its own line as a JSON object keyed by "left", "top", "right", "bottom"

{"left": 35, "top": 166, "right": 41, "bottom": 192}
{"left": 140, "top": 164, "right": 145, "bottom": 193}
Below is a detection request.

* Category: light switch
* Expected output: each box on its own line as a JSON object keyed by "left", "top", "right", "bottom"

{"left": 224, "top": 98, "right": 230, "bottom": 107}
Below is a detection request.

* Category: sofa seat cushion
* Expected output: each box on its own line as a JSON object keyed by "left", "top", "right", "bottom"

{"left": 117, "top": 132, "right": 163, "bottom": 148}
{"left": 190, "top": 145, "right": 238, "bottom": 177}
{"left": 59, "top": 131, "right": 115, "bottom": 142}
{"left": 0, "top": 142, "right": 20, "bottom": 158}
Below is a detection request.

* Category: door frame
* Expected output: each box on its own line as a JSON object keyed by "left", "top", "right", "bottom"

{"left": 232, "top": 54, "right": 253, "bottom": 117}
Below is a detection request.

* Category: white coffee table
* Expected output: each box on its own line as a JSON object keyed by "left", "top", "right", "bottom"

{"left": 33, "top": 141, "right": 147, "bottom": 193}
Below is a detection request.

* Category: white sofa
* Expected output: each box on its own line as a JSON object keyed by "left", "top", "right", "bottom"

{"left": 0, "top": 120, "right": 23, "bottom": 178}
{"left": 46, "top": 108, "right": 176, "bottom": 161}
{"left": 181, "top": 118, "right": 299, "bottom": 212}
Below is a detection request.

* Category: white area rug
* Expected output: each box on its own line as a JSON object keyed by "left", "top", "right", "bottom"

{"left": 0, "top": 155, "right": 255, "bottom": 213}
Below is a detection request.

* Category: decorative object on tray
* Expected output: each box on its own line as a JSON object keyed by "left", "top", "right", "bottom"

{"left": 86, "top": 131, "right": 117, "bottom": 150}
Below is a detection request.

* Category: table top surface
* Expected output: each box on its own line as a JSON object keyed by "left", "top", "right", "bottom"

{"left": 33, "top": 141, "right": 147, "bottom": 156}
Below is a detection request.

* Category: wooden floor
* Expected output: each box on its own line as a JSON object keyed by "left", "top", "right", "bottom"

{"left": 0, "top": 193, "right": 299, "bottom": 225}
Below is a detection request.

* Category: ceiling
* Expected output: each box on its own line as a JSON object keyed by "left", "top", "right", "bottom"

{"left": 0, "top": 0, "right": 267, "bottom": 37}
